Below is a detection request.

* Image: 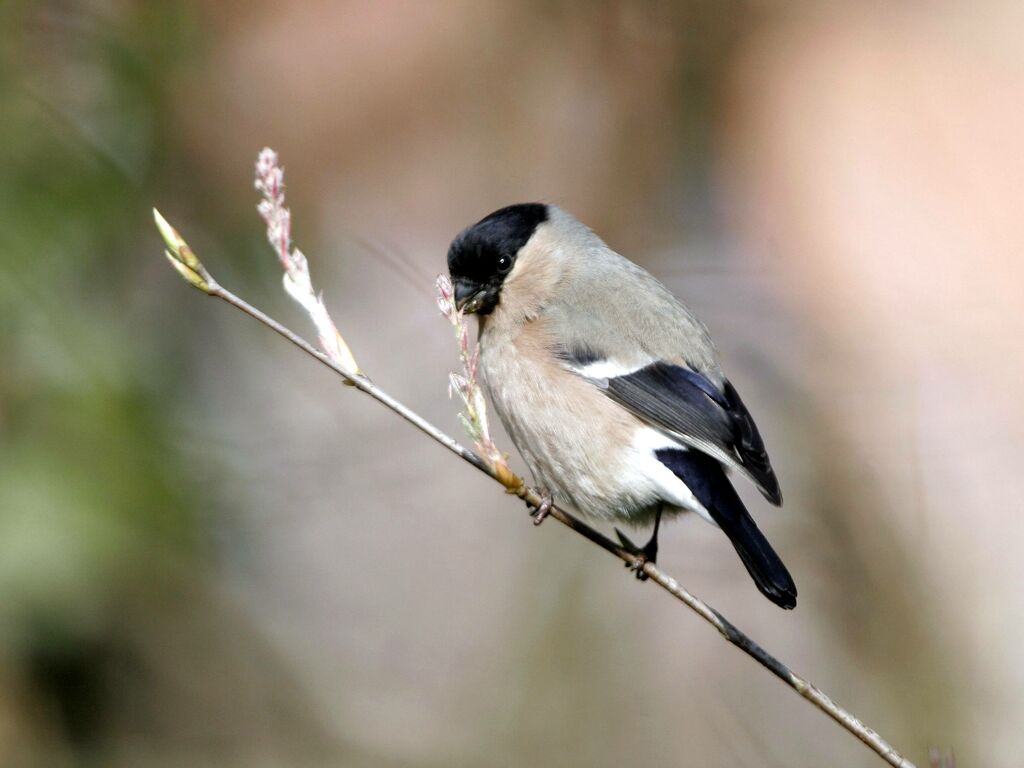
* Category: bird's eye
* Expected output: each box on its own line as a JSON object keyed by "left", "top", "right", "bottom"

{"left": 497, "top": 255, "right": 513, "bottom": 274}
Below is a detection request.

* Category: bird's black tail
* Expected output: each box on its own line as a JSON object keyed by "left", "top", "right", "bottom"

{"left": 710, "top": 499, "right": 797, "bottom": 609}
{"left": 656, "top": 449, "right": 797, "bottom": 609}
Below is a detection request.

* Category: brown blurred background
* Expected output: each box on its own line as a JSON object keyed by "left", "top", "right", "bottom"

{"left": 2, "top": 1, "right": 1022, "bottom": 766}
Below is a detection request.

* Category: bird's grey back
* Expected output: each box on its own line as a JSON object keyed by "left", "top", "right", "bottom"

{"left": 540, "top": 206, "right": 722, "bottom": 381}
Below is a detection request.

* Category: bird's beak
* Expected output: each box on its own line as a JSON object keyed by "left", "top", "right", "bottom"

{"left": 454, "top": 279, "right": 484, "bottom": 313}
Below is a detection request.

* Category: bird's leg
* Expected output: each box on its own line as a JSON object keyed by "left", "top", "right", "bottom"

{"left": 530, "top": 488, "right": 554, "bottom": 526}
{"left": 615, "top": 503, "right": 663, "bottom": 581}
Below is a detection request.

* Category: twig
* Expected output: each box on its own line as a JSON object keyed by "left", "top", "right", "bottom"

{"left": 153, "top": 211, "right": 917, "bottom": 768}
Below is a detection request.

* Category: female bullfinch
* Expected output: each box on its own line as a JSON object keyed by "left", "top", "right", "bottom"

{"left": 447, "top": 204, "right": 796, "bottom": 609}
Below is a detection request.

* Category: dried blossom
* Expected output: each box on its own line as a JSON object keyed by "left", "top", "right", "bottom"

{"left": 436, "top": 274, "right": 508, "bottom": 474}
{"left": 255, "top": 148, "right": 360, "bottom": 375}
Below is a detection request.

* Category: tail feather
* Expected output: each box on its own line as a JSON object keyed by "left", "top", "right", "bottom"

{"left": 713, "top": 503, "right": 797, "bottom": 609}
{"left": 655, "top": 448, "right": 797, "bottom": 609}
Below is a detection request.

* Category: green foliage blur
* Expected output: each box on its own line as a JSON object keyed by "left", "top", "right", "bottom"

{"left": 0, "top": 5, "right": 258, "bottom": 762}
{"left": 1, "top": 1, "right": 194, "bottom": 632}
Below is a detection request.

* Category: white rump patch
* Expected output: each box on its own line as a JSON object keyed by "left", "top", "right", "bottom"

{"left": 629, "top": 427, "right": 717, "bottom": 526}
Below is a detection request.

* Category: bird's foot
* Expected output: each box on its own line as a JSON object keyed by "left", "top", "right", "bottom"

{"left": 615, "top": 528, "right": 658, "bottom": 581}
{"left": 530, "top": 489, "right": 554, "bottom": 526}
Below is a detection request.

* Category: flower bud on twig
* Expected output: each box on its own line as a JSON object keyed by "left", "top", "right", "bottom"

{"left": 153, "top": 208, "right": 215, "bottom": 293}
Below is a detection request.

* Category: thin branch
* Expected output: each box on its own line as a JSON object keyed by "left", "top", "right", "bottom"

{"left": 154, "top": 210, "right": 918, "bottom": 768}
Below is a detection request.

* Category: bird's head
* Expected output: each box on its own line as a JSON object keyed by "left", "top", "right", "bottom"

{"left": 446, "top": 203, "right": 549, "bottom": 315}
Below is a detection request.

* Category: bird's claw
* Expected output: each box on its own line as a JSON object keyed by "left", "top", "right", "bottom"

{"left": 530, "top": 490, "right": 553, "bottom": 526}
{"left": 615, "top": 527, "right": 657, "bottom": 581}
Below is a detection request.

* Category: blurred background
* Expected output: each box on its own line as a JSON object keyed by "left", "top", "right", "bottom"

{"left": 2, "top": 1, "right": 1022, "bottom": 765}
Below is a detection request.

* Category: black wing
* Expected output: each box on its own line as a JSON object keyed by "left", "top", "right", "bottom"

{"left": 600, "top": 361, "right": 782, "bottom": 505}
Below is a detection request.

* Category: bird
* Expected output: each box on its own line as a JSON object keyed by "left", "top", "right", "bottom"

{"left": 446, "top": 203, "right": 797, "bottom": 609}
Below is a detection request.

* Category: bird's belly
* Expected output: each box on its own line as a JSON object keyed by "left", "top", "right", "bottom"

{"left": 480, "top": 339, "right": 672, "bottom": 526}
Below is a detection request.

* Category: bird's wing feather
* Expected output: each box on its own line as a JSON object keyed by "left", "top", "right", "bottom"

{"left": 603, "top": 362, "right": 782, "bottom": 504}
{"left": 544, "top": 257, "right": 782, "bottom": 505}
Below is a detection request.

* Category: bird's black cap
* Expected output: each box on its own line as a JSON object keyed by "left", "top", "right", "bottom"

{"left": 447, "top": 203, "right": 548, "bottom": 314}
